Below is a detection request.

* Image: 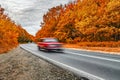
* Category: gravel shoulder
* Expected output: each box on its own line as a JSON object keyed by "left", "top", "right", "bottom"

{"left": 0, "top": 47, "right": 80, "bottom": 80}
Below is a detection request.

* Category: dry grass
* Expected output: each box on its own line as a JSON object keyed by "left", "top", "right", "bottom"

{"left": 64, "top": 42, "right": 120, "bottom": 55}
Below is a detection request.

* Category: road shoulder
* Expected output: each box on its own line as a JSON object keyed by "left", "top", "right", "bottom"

{"left": 0, "top": 47, "right": 80, "bottom": 80}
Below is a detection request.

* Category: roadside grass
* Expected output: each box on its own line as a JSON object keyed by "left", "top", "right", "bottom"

{"left": 64, "top": 41, "right": 120, "bottom": 54}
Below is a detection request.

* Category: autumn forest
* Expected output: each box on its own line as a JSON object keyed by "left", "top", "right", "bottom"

{"left": 0, "top": 0, "right": 120, "bottom": 53}
{"left": 36, "top": 0, "right": 120, "bottom": 42}
{"left": 0, "top": 7, "right": 34, "bottom": 53}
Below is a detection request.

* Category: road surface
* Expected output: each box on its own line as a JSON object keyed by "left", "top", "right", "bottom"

{"left": 20, "top": 43, "right": 120, "bottom": 80}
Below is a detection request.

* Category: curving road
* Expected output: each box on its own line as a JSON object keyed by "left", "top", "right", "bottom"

{"left": 20, "top": 43, "right": 120, "bottom": 80}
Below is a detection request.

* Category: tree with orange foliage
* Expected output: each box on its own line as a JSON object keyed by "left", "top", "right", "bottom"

{"left": 36, "top": 0, "right": 120, "bottom": 43}
{"left": 0, "top": 6, "right": 34, "bottom": 53}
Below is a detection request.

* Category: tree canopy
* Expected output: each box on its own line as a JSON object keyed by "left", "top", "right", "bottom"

{"left": 36, "top": 0, "right": 120, "bottom": 43}
{"left": 0, "top": 6, "right": 34, "bottom": 53}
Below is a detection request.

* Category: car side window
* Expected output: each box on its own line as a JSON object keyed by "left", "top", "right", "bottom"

{"left": 44, "top": 38, "right": 58, "bottom": 42}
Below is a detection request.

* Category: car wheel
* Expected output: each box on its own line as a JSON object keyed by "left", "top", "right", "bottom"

{"left": 45, "top": 49, "right": 50, "bottom": 52}
{"left": 57, "top": 49, "right": 63, "bottom": 53}
{"left": 38, "top": 46, "right": 41, "bottom": 51}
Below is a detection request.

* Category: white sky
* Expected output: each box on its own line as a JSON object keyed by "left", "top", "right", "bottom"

{"left": 0, "top": 0, "right": 74, "bottom": 35}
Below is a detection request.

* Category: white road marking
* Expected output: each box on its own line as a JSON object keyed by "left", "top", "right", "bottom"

{"left": 65, "top": 51, "right": 120, "bottom": 63}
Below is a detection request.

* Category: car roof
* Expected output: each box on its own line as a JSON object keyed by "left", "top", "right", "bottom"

{"left": 40, "top": 37, "right": 56, "bottom": 40}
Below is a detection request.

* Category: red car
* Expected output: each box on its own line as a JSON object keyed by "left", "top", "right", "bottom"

{"left": 37, "top": 38, "right": 63, "bottom": 52}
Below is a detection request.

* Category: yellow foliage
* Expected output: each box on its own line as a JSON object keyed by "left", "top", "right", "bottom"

{"left": 36, "top": 0, "right": 120, "bottom": 44}
{"left": 0, "top": 7, "right": 34, "bottom": 53}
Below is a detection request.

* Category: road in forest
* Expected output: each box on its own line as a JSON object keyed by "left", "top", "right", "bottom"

{"left": 20, "top": 43, "right": 120, "bottom": 80}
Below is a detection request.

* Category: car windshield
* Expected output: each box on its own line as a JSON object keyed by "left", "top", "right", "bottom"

{"left": 44, "top": 38, "right": 58, "bottom": 42}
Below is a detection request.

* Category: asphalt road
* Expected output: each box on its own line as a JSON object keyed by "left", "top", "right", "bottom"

{"left": 20, "top": 43, "right": 120, "bottom": 80}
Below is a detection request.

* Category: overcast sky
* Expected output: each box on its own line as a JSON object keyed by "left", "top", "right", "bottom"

{"left": 0, "top": 0, "right": 74, "bottom": 35}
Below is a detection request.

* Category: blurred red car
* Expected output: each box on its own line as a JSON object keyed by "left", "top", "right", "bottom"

{"left": 37, "top": 38, "right": 63, "bottom": 52}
